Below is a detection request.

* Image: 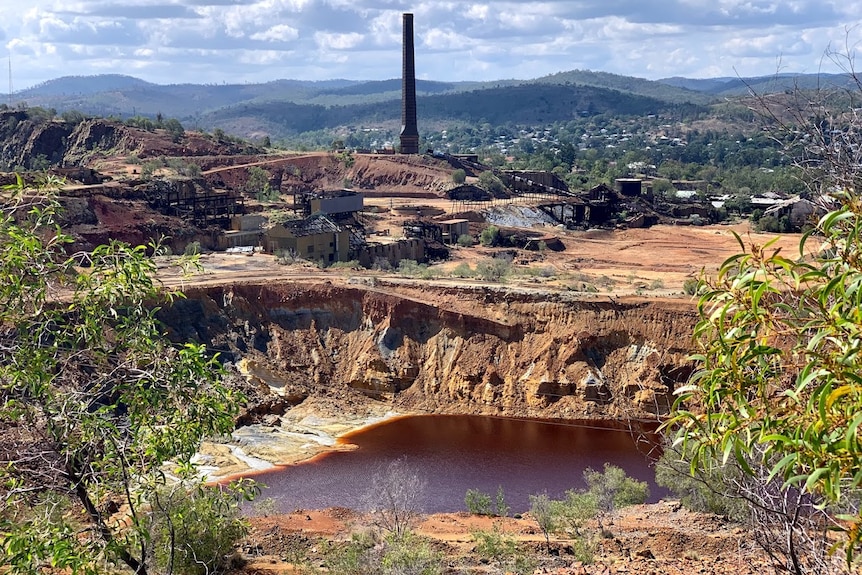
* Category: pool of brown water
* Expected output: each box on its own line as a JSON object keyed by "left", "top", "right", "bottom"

{"left": 253, "top": 414, "right": 664, "bottom": 514}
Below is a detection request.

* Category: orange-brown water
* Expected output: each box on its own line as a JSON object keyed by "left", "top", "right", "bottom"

{"left": 255, "top": 415, "right": 663, "bottom": 513}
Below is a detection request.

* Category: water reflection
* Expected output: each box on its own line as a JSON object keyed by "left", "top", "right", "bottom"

{"left": 255, "top": 415, "right": 663, "bottom": 514}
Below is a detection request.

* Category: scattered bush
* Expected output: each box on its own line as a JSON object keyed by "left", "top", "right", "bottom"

{"left": 328, "top": 259, "right": 361, "bottom": 270}
{"left": 141, "top": 160, "right": 161, "bottom": 178}
{"left": 325, "top": 532, "right": 378, "bottom": 575}
{"left": 326, "top": 531, "right": 442, "bottom": 575}
{"left": 494, "top": 486, "right": 510, "bottom": 518}
{"left": 456, "top": 234, "right": 475, "bottom": 247}
{"left": 755, "top": 213, "right": 793, "bottom": 233}
{"left": 479, "top": 225, "right": 500, "bottom": 247}
{"left": 397, "top": 259, "right": 434, "bottom": 279}
{"left": 451, "top": 262, "right": 473, "bottom": 278}
{"left": 477, "top": 170, "right": 506, "bottom": 195}
{"left": 451, "top": 169, "right": 466, "bottom": 184}
{"left": 372, "top": 257, "right": 393, "bottom": 271}
{"left": 583, "top": 463, "right": 649, "bottom": 534}
{"left": 465, "top": 488, "right": 493, "bottom": 515}
{"left": 655, "top": 445, "right": 749, "bottom": 521}
{"left": 380, "top": 531, "right": 443, "bottom": 575}
{"left": 472, "top": 528, "right": 535, "bottom": 574}
{"left": 275, "top": 249, "right": 300, "bottom": 265}
{"left": 550, "top": 490, "right": 597, "bottom": 538}
{"left": 682, "top": 278, "right": 700, "bottom": 295}
{"left": 464, "top": 486, "right": 509, "bottom": 517}
{"left": 184, "top": 241, "right": 202, "bottom": 256}
{"left": 475, "top": 257, "right": 511, "bottom": 282}
{"left": 529, "top": 493, "right": 555, "bottom": 552}
{"left": 148, "top": 481, "right": 255, "bottom": 575}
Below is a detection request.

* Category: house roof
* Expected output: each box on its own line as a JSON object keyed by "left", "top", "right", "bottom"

{"left": 268, "top": 214, "right": 343, "bottom": 238}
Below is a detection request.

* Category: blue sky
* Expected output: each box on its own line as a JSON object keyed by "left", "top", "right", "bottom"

{"left": 3, "top": 0, "right": 862, "bottom": 90}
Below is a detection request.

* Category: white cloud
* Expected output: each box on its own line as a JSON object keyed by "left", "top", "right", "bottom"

{"left": 250, "top": 24, "right": 299, "bottom": 42}
{"left": 1, "top": 0, "right": 861, "bottom": 87}
{"left": 314, "top": 31, "right": 364, "bottom": 50}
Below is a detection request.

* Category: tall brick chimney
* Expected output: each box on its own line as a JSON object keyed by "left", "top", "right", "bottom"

{"left": 400, "top": 12, "right": 419, "bottom": 154}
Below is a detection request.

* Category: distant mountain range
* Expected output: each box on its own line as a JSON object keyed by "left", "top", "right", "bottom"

{"left": 10, "top": 70, "right": 853, "bottom": 140}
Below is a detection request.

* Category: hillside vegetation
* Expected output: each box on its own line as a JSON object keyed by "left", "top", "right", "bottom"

{"left": 14, "top": 71, "right": 712, "bottom": 139}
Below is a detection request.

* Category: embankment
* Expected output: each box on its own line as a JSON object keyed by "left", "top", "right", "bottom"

{"left": 159, "top": 280, "right": 698, "bottom": 425}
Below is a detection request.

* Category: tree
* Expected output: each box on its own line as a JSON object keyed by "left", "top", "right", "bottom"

{"left": 665, "top": 54, "right": 862, "bottom": 571}
{"left": 0, "top": 176, "right": 246, "bottom": 575}
{"left": 363, "top": 459, "right": 426, "bottom": 538}
{"left": 478, "top": 225, "right": 500, "bottom": 247}
{"left": 148, "top": 481, "right": 253, "bottom": 575}
{"left": 477, "top": 171, "right": 505, "bottom": 196}
{"left": 583, "top": 464, "right": 648, "bottom": 534}
{"left": 550, "top": 489, "right": 598, "bottom": 538}
{"left": 529, "top": 493, "right": 555, "bottom": 552}
{"left": 163, "top": 118, "right": 184, "bottom": 143}
{"left": 245, "top": 165, "right": 277, "bottom": 201}
{"left": 451, "top": 169, "right": 466, "bottom": 185}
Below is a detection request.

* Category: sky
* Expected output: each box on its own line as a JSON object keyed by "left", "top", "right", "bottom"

{"left": 3, "top": 0, "right": 862, "bottom": 90}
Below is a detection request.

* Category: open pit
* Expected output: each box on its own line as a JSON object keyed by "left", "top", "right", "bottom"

{"left": 156, "top": 278, "right": 698, "bottom": 480}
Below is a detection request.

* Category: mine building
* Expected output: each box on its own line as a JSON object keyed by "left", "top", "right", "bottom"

{"left": 264, "top": 214, "right": 350, "bottom": 263}
{"left": 219, "top": 215, "right": 266, "bottom": 250}
{"left": 500, "top": 171, "right": 571, "bottom": 196}
{"left": 447, "top": 184, "right": 491, "bottom": 202}
{"left": 615, "top": 178, "right": 643, "bottom": 197}
{"left": 148, "top": 178, "right": 243, "bottom": 228}
{"left": 355, "top": 238, "right": 426, "bottom": 268}
{"left": 294, "top": 189, "right": 364, "bottom": 218}
{"left": 763, "top": 195, "right": 830, "bottom": 228}
{"left": 438, "top": 219, "right": 470, "bottom": 244}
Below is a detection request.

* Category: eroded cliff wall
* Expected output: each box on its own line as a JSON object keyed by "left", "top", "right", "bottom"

{"left": 159, "top": 281, "right": 698, "bottom": 422}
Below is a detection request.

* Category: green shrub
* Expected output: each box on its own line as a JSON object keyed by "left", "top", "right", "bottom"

{"left": 465, "top": 488, "right": 493, "bottom": 515}
{"left": 583, "top": 463, "right": 649, "bottom": 534}
{"left": 529, "top": 493, "right": 555, "bottom": 551}
{"left": 472, "top": 528, "right": 534, "bottom": 574}
{"left": 550, "top": 490, "right": 597, "bottom": 538}
{"left": 148, "top": 482, "right": 253, "bottom": 575}
{"left": 494, "top": 486, "right": 510, "bottom": 518}
{"left": 477, "top": 171, "right": 505, "bottom": 195}
{"left": 380, "top": 531, "right": 443, "bottom": 575}
{"left": 397, "top": 259, "right": 433, "bottom": 279}
{"left": 456, "top": 234, "right": 474, "bottom": 247}
{"left": 570, "top": 536, "right": 597, "bottom": 565}
{"left": 475, "top": 257, "right": 510, "bottom": 282}
{"left": 682, "top": 278, "right": 700, "bottom": 295}
{"left": 655, "top": 445, "right": 749, "bottom": 522}
{"left": 325, "top": 532, "right": 378, "bottom": 575}
{"left": 184, "top": 241, "right": 201, "bottom": 256}
{"left": 329, "top": 259, "right": 361, "bottom": 269}
{"left": 451, "top": 169, "right": 466, "bottom": 184}
{"left": 479, "top": 225, "right": 500, "bottom": 247}
{"left": 451, "top": 262, "right": 473, "bottom": 278}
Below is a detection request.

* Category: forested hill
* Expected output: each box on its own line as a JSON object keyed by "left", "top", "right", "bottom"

{"left": 534, "top": 70, "right": 715, "bottom": 105}
{"left": 15, "top": 73, "right": 709, "bottom": 139}
{"left": 201, "top": 82, "right": 703, "bottom": 137}
{"left": 657, "top": 72, "right": 856, "bottom": 96}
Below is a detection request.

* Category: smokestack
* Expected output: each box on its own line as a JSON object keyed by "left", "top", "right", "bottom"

{"left": 400, "top": 12, "right": 419, "bottom": 154}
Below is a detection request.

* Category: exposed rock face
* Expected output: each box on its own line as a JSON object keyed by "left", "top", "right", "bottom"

{"left": 0, "top": 113, "right": 261, "bottom": 170}
{"left": 159, "top": 281, "right": 697, "bottom": 422}
{"left": 62, "top": 120, "right": 139, "bottom": 165}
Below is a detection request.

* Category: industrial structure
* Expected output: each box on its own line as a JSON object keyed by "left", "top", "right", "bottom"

{"left": 399, "top": 13, "right": 419, "bottom": 154}
{"left": 148, "top": 179, "right": 243, "bottom": 228}
{"left": 264, "top": 214, "right": 350, "bottom": 264}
